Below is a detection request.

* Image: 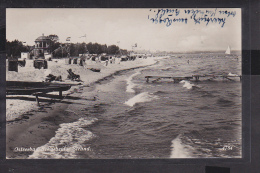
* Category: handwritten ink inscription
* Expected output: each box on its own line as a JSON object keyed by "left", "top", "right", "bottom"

{"left": 148, "top": 8, "right": 237, "bottom": 27}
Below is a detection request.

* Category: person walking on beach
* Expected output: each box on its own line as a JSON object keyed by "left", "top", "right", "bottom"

{"left": 112, "top": 56, "right": 116, "bottom": 64}
{"left": 95, "top": 57, "right": 99, "bottom": 63}
{"left": 105, "top": 59, "right": 109, "bottom": 66}
{"left": 79, "top": 55, "right": 86, "bottom": 66}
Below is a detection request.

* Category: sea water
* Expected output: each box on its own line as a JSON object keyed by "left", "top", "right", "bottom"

{"left": 29, "top": 53, "right": 242, "bottom": 159}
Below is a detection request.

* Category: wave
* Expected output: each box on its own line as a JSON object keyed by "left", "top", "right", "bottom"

{"left": 28, "top": 118, "right": 97, "bottom": 159}
{"left": 170, "top": 135, "right": 193, "bottom": 158}
{"left": 124, "top": 92, "right": 159, "bottom": 107}
{"left": 126, "top": 70, "right": 141, "bottom": 93}
{"left": 180, "top": 80, "right": 195, "bottom": 89}
{"left": 217, "top": 98, "right": 234, "bottom": 107}
{"left": 154, "top": 90, "right": 168, "bottom": 95}
{"left": 227, "top": 72, "right": 239, "bottom": 76}
{"left": 170, "top": 134, "right": 214, "bottom": 158}
{"left": 160, "top": 67, "right": 173, "bottom": 71}
{"left": 171, "top": 131, "right": 242, "bottom": 158}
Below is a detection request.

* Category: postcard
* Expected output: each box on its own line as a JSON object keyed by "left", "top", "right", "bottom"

{"left": 6, "top": 8, "right": 242, "bottom": 159}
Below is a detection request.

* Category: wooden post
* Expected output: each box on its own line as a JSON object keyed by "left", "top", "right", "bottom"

{"left": 59, "top": 90, "right": 62, "bottom": 98}
{"left": 35, "top": 94, "right": 40, "bottom": 106}
{"left": 173, "top": 78, "right": 181, "bottom": 83}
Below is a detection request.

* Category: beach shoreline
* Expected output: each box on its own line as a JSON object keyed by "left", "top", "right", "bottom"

{"left": 6, "top": 57, "right": 162, "bottom": 159}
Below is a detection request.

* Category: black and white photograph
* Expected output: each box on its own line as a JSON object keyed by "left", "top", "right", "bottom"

{"left": 6, "top": 8, "right": 242, "bottom": 159}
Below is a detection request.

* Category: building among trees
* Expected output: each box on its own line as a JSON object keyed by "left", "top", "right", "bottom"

{"left": 6, "top": 34, "right": 127, "bottom": 59}
{"left": 33, "top": 34, "right": 51, "bottom": 57}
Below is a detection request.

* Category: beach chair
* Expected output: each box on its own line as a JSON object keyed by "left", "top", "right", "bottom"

{"left": 67, "top": 69, "right": 81, "bottom": 81}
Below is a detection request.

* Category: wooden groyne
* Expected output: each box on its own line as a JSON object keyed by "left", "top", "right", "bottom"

{"left": 6, "top": 81, "right": 72, "bottom": 106}
{"left": 145, "top": 76, "right": 193, "bottom": 83}
{"left": 192, "top": 74, "right": 242, "bottom": 81}
{"left": 145, "top": 74, "right": 242, "bottom": 83}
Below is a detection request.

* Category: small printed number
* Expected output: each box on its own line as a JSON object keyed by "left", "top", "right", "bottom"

{"left": 222, "top": 145, "right": 233, "bottom": 150}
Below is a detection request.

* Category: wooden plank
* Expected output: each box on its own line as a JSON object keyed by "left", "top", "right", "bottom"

{"left": 6, "top": 81, "right": 73, "bottom": 107}
{"left": 6, "top": 82, "right": 71, "bottom": 96}
{"left": 145, "top": 76, "right": 193, "bottom": 79}
{"left": 145, "top": 76, "right": 172, "bottom": 79}
{"left": 7, "top": 81, "right": 51, "bottom": 88}
{"left": 193, "top": 74, "right": 241, "bottom": 78}
{"left": 152, "top": 78, "right": 161, "bottom": 83}
{"left": 172, "top": 77, "right": 193, "bottom": 80}
{"left": 6, "top": 86, "right": 71, "bottom": 94}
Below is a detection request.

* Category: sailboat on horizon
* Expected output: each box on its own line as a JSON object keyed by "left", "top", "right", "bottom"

{"left": 225, "top": 45, "right": 231, "bottom": 55}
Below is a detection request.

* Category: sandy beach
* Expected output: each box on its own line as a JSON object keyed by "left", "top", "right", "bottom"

{"left": 6, "top": 57, "right": 160, "bottom": 158}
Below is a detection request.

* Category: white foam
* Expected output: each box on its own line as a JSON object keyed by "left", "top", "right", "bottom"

{"left": 180, "top": 80, "right": 194, "bottom": 89}
{"left": 124, "top": 92, "right": 158, "bottom": 107}
{"left": 126, "top": 71, "right": 141, "bottom": 93}
{"left": 28, "top": 118, "right": 97, "bottom": 159}
{"left": 228, "top": 72, "right": 239, "bottom": 76}
{"left": 170, "top": 135, "right": 193, "bottom": 158}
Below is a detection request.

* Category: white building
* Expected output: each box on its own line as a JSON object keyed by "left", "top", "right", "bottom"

{"left": 21, "top": 52, "right": 30, "bottom": 59}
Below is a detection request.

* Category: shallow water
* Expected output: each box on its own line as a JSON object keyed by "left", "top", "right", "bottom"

{"left": 29, "top": 53, "right": 242, "bottom": 159}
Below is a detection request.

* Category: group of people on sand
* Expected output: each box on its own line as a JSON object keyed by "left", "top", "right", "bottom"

{"left": 67, "top": 53, "right": 151, "bottom": 68}
{"left": 105, "top": 56, "right": 117, "bottom": 66}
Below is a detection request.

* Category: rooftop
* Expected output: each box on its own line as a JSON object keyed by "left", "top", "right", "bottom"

{"left": 35, "top": 34, "right": 51, "bottom": 42}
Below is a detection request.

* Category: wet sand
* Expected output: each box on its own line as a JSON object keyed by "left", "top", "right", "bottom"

{"left": 6, "top": 84, "right": 98, "bottom": 159}
{"left": 7, "top": 97, "right": 74, "bottom": 158}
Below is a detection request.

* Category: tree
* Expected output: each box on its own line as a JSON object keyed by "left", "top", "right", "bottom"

{"left": 92, "top": 43, "right": 103, "bottom": 54}
{"left": 78, "top": 42, "right": 87, "bottom": 54}
{"left": 69, "top": 43, "right": 78, "bottom": 57}
{"left": 48, "top": 34, "right": 59, "bottom": 42}
{"left": 107, "top": 45, "right": 119, "bottom": 55}
{"left": 48, "top": 35, "right": 60, "bottom": 54}
{"left": 6, "top": 39, "right": 29, "bottom": 57}
{"left": 101, "top": 44, "right": 108, "bottom": 53}
{"left": 86, "top": 42, "right": 94, "bottom": 54}
{"left": 120, "top": 49, "right": 128, "bottom": 55}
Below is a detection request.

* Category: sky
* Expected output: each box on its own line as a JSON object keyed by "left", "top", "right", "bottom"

{"left": 6, "top": 8, "right": 241, "bottom": 52}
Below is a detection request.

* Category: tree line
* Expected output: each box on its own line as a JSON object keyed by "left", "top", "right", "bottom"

{"left": 6, "top": 39, "right": 30, "bottom": 57}
{"left": 6, "top": 34, "right": 128, "bottom": 58}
